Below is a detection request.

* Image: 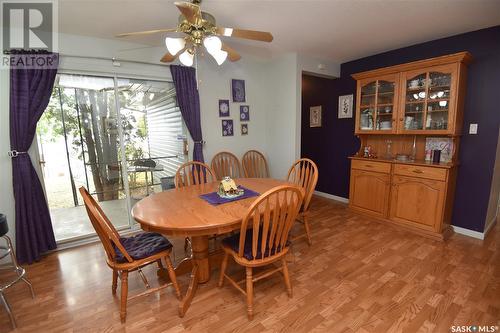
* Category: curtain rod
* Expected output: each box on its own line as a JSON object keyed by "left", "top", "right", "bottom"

{"left": 62, "top": 54, "right": 170, "bottom": 67}
{"left": 3, "top": 49, "right": 169, "bottom": 67}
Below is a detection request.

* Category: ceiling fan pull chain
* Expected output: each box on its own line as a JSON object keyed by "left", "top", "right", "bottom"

{"left": 195, "top": 51, "right": 200, "bottom": 89}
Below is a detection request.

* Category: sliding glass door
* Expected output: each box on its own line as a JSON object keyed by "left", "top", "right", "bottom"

{"left": 37, "top": 73, "right": 186, "bottom": 242}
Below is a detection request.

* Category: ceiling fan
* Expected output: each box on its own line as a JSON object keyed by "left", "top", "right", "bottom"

{"left": 116, "top": 0, "right": 273, "bottom": 67}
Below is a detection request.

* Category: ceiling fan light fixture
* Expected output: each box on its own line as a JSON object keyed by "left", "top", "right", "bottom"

{"left": 165, "top": 37, "right": 186, "bottom": 55}
{"left": 203, "top": 35, "right": 222, "bottom": 54}
{"left": 179, "top": 49, "right": 194, "bottom": 66}
{"left": 212, "top": 49, "right": 228, "bottom": 65}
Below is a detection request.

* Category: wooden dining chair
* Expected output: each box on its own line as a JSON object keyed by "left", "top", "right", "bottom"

{"left": 175, "top": 161, "right": 216, "bottom": 188}
{"left": 79, "top": 187, "right": 181, "bottom": 323}
{"left": 286, "top": 158, "right": 319, "bottom": 246}
{"left": 242, "top": 150, "right": 270, "bottom": 178}
{"left": 211, "top": 151, "right": 242, "bottom": 180}
{"left": 175, "top": 161, "right": 217, "bottom": 253}
{"left": 218, "top": 185, "right": 303, "bottom": 320}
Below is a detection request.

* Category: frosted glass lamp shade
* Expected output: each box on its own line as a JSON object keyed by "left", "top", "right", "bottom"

{"left": 179, "top": 49, "right": 194, "bottom": 67}
{"left": 203, "top": 36, "right": 222, "bottom": 53}
{"left": 212, "top": 49, "right": 228, "bottom": 65}
{"left": 165, "top": 37, "right": 185, "bottom": 55}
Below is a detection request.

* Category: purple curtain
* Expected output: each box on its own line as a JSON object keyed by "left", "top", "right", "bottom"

{"left": 170, "top": 65, "right": 204, "bottom": 162}
{"left": 10, "top": 53, "right": 59, "bottom": 264}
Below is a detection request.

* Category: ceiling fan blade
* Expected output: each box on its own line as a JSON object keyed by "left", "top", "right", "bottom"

{"left": 116, "top": 28, "right": 177, "bottom": 38}
{"left": 221, "top": 43, "right": 241, "bottom": 62}
{"left": 216, "top": 27, "right": 273, "bottom": 42}
{"left": 160, "top": 46, "right": 188, "bottom": 63}
{"left": 174, "top": 1, "right": 202, "bottom": 24}
{"left": 160, "top": 52, "right": 177, "bottom": 63}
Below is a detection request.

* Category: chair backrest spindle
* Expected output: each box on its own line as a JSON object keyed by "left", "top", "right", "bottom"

{"left": 242, "top": 150, "right": 269, "bottom": 178}
{"left": 211, "top": 151, "right": 242, "bottom": 180}
{"left": 175, "top": 161, "right": 216, "bottom": 188}
{"left": 238, "top": 186, "right": 303, "bottom": 261}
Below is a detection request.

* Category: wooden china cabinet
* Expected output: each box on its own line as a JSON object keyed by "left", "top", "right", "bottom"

{"left": 349, "top": 52, "right": 472, "bottom": 240}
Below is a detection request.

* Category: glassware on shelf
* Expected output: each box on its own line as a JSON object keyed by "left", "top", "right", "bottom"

{"left": 411, "top": 136, "right": 417, "bottom": 161}
{"left": 405, "top": 74, "right": 426, "bottom": 130}
{"left": 429, "top": 72, "right": 451, "bottom": 87}
{"left": 385, "top": 139, "right": 393, "bottom": 159}
{"left": 360, "top": 109, "right": 374, "bottom": 130}
{"left": 407, "top": 74, "right": 426, "bottom": 90}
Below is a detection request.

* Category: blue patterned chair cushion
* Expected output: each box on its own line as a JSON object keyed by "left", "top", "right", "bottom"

{"left": 114, "top": 232, "right": 172, "bottom": 263}
{"left": 222, "top": 229, "right": 290, "bottom": 261}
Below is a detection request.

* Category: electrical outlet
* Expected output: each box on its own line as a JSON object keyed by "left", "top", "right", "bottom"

{"left": 469, "top": 123, "right": 478, "bottom": 134}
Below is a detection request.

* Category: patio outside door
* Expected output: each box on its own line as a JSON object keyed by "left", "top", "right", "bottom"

{"left": 36, "top": 73, "right": 186, "bottom": 242}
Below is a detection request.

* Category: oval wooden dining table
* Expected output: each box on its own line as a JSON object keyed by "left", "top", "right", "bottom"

{"left": 131, "top": 177, "right": 297, "bottom": 317}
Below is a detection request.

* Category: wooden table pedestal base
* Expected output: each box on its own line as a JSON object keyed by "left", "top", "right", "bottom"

{"left": 157, "top": 235, "right": 223, "bottom": 317}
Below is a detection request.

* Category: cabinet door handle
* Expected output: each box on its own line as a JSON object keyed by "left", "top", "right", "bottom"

{"left": 399, "top": 118, "right": 404, "bottom": 121}
{"left": 365, "top": 164, "right": 373, "bottom": 168}
{"left": 412, "top": 169, "right": 424, "bottom": 174}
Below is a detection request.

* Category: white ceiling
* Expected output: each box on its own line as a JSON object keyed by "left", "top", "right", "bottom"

{"left": 58, "top": 0, "right": 500, "bottom": 63}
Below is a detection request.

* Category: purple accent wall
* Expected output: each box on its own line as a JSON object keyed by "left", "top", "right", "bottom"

{"left": 301, "top": 25, "right": 500, "bottom": 232}
{"left": 301, "top": 75, "right": 359, "bottom": 197}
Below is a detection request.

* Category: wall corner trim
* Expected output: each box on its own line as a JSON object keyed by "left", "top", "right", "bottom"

{"left": 483, "top": 216, "right": 498, "bottom": 238}
{"left": 452, "top": 220, "right": 497, "bottom": 240}
{"left": 314, "top": 190, "right": 349, "bottom": 204}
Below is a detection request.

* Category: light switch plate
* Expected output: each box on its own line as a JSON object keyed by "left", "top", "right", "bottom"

{"left": 469, "top": 123, "right": 478, "bottom": 134}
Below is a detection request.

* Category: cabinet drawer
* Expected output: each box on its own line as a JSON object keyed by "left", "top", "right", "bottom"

{"left": 351, "top": 160, "right": 391, "bottom": 174}
{"left": 394, "top": 164, "right": 447, "bottom": 181}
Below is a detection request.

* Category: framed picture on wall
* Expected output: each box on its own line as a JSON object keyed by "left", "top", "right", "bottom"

{"left": 219, "top": 99, "right": 230, "bottom": 117}
{"left": 231, "top": 79, "right": 246, "bottom": 102}
{"left": 338, "top": 94, "right": 353, "bottom": 119}
{"left": 222, "top": 119, "right": 234, "bottom": 136}
{"left": 240, "top": 105, "right": 250, "bottom": 121}
{"left": 310, "top": 106, "right": 322, "bottom": 127}
{"left": 241, "top": 124, "right": 248, "bottom": 135}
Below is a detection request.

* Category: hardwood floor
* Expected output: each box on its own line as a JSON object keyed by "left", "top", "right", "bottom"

{"left": 1, "top": 196, "right": 499, "bottom": 332}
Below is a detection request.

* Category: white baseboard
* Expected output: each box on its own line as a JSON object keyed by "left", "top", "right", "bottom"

{"left": 314, "top": 190, "right": 349, "bottom": 204}
{"left": 453, "top": 214, "right": 498, "bottom": 240}
{"left": 452, "top": 226, "right": 485, "bottom": 239}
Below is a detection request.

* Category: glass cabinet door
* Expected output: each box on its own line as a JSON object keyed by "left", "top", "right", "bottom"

{"left": 426, "top": 72, "right": 451, "bottom": 130}
{"left": 404, "top": 73, "right": 426, "bottom": 130}
{"left": 358, "top": 78, "right": 396, "bottom": 132}
{"left": 359, "top": 81, "right": 376, "bottom": 131}
{"left": 402, "top": 67, "right": 454, "bottom": 132}
{"left": 376, "top": 80, "right": 395, "bottom": 131}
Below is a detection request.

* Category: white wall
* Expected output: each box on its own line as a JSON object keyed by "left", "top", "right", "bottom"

{"left": 298, "top": 54, "right": 340, "bottom": 79}
{"left": 485, "top": 128, "right": 500, "bottom": 233}
{"left": 263, "top": 53, "right": 300, "bottom": 178}
{"left": 196, "top": 55, "right": 269, "bottom": 164}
